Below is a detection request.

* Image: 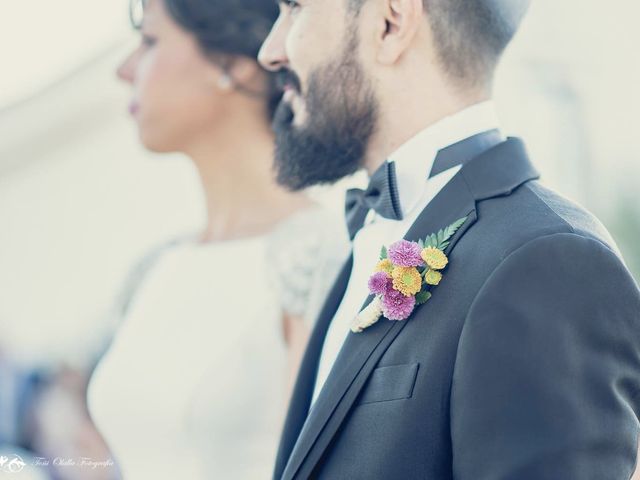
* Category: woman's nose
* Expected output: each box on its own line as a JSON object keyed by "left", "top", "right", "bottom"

{"left": 116, "top": 50, "right": 138, "bottom": 84}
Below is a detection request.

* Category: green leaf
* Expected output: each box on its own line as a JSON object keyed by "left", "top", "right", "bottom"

{"left": 380, "top": 245, "right": 388, "bottom": 260}
{"left": 419, "top": 216, "right": 469, "bottom": 251}
{"left": 435, "top": 216, "right": 469, "bottom": 249}
{"left": 445, "top": 216, "right": 468, "bottom": 240}
{"left": 415, "top": 291, "right": 432, "bottom": 305}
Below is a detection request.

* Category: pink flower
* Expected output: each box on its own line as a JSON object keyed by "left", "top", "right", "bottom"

{"left": 368, "top": 271, "right": 392, "bottom": 295}
{"left": 381, "top": 288, "right": 416, "bottom": 321}
{"left": 387, "top": 240, "right": 423, "bottom": 267}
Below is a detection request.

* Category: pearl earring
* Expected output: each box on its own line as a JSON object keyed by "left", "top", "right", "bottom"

{"left": 217, "top": 74, "right": 232, "bottom": 90}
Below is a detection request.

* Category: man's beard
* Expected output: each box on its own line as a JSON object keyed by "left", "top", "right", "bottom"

{"left": 271, "top": 32, "right": 378, "bottom": 191}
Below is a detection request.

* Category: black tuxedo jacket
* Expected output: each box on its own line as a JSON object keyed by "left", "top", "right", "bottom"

{"left": 274, "top": 138, "right": 640, "bottom": 480}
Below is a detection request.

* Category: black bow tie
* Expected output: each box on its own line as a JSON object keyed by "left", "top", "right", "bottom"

{"left": 344, "top": 161, "right": 402, "bottom": 240}
{"left": 344, "top": 129, "right": 503, "bottom": 240}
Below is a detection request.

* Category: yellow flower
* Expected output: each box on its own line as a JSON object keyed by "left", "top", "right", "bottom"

{"left": 421, "top": 246, "right": 448, "bottom": 270}
{"left": 375, "top": 259, "right": 394, "bottom": 275}
{"left": 392, "top": 266, "right": 422, "bottom": 296}
{"left": 424, "top": 269, "right": 443, "bottom": 286}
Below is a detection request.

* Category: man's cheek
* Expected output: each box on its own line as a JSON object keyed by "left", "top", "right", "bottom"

{"left": 286, "top": 21, "right": 313, "bottom": 67}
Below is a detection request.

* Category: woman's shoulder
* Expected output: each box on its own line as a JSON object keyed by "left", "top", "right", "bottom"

{"left": 266, "top": 205, "right": 350, "bottom": 325}
{"left": 111, "top": 233, "right": 198, "bottom": 318}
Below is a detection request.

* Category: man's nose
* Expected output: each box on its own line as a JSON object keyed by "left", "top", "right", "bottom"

{"left": 258, "top": 16, "right": 289, "bottom": 72}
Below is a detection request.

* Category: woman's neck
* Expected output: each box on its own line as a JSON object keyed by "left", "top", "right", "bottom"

{"left": 184, "top": 111, "right": 312, "bottom": 243}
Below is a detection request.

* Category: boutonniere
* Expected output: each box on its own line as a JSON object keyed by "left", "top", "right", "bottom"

{"left": 351, "top": 216, "right": 468, "bottom": 333}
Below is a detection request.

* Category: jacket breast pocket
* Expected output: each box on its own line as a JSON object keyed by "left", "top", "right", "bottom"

{"left": 357, "top": 362, "right": 420, "bottom": 406}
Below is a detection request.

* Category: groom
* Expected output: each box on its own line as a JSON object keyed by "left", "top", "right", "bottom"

{"left": 259, "top": 0, "right": 640, "bottom": 478}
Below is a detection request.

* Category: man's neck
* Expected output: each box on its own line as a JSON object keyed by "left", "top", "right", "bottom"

{"left": 364, "top": 91, "right": 490, "bottom": 175}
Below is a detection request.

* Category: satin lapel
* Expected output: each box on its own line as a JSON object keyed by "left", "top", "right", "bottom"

{"left": 281, "top": 138, "right": 540, "bottom": 480}
{"left": 273, "top": 254, "right": 353, "bottom": 479}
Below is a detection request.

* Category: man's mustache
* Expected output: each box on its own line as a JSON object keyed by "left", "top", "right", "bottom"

{"left": 275, "top": 68, "right": 302, "bottom": 94}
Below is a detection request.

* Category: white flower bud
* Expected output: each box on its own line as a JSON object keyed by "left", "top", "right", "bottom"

{"left": 351, "top": 296, "right": 383, "bottom": 333}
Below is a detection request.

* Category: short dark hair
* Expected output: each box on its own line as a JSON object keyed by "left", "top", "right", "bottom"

{"left": 349, "top": 0, "right": 530, "bottom": 88}
{"left": 159, "top": 0, "right": 281, "bottom": 119}
{"left": 425, "top": 0, "right": 530, "bottom": 87}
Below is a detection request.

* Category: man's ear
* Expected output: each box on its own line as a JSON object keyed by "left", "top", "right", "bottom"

{"left": 376, "top": 0, "right": 424, "bottom": 65}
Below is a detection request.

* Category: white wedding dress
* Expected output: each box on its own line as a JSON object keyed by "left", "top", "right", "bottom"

{"left": 87, "top": 209, "right": 348, "bottom": 479}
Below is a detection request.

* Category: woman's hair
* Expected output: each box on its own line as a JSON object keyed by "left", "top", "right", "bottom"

{"left": 133, "top": 0, "right": 281, "bottom": 120}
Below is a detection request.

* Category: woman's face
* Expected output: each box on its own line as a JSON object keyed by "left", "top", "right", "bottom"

{"left": 117, "top": 0, "right": 228, "bottom": 152}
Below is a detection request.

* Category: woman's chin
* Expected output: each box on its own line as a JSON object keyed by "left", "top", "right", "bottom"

{"left": 138, "top": 128, "right": 177, "bottom": 154}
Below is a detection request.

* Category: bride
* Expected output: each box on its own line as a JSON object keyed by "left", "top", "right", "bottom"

{"left": 87, "top": 0, "right": 346, "bottom": 478}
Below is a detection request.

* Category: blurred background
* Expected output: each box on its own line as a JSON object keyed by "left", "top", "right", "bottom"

{"left": 0, "top": 0, "right": 638, "bottom": 478}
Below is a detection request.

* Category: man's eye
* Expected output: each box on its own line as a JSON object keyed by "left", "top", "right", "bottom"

{"left": 282, "top": 0, "right": 301, "bottom": 12}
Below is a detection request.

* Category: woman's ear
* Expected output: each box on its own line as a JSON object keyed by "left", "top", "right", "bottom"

{"left": 211, "top": 56, "right": 263, "bottom": 94}
{"left": 377, "top": 0, "right": 424, "bottom": 65}
{"left": 228, "top": 56, "right": 262, "bottom": 87}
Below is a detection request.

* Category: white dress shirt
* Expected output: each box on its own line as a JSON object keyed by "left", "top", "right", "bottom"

{"left": 311, "top": 101, "right": 503, "bottom": 404}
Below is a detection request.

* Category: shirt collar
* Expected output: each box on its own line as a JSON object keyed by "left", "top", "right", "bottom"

{"left": 387, "top": 100, "right": 503, "bottom": 216}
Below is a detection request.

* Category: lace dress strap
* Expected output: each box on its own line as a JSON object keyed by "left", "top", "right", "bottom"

{"left": 265, "top": 207, "right": 350, "bottom": 328}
